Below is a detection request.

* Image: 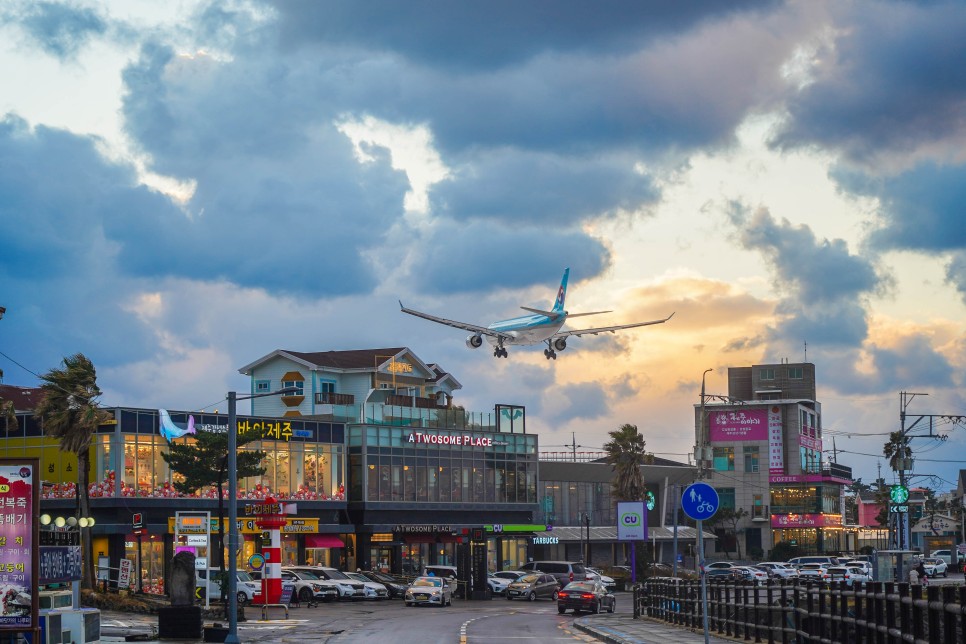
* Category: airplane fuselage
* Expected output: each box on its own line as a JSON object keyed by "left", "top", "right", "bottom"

{"left": 485, "top": 313, "right": 566, "bottom": 346}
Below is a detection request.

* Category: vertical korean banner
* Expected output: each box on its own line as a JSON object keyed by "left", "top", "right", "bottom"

{"left": 0, "top": 459, "right": 39, "bottom": 633}
{"left": 767, "top": 406, "right": 784, "bottom": 475}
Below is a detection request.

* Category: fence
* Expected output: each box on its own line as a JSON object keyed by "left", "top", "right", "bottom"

{"left": 638, "top": 577, "right": 966, "bottom": 644}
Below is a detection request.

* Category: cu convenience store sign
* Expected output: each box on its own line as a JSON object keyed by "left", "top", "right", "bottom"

{"left": 0, "top": 459, "right": 38, "bottom": 632}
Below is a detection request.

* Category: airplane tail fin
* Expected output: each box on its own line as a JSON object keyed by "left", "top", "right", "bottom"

{"left": 552, "top": 268, "right": 570, "bottom": 313}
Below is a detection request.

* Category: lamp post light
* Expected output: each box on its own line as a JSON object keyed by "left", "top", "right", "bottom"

{"left": 225, "top": 386, "right": 298, "bottom": 644}
{"left": 698, "top": 368, "right": 712, "bottom": 478}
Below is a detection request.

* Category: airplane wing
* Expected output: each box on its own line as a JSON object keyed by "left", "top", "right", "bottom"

{"left": 399, "top": 301, "right": 515, "bottom": 340}
{"left": 552, "top": 312, "right": 675, "bottom": 339}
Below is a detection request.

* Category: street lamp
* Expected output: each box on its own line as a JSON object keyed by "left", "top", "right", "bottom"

{"left": 225, "top": 386, "right": 298, "bottom": 644}
{"left": 697, "top": 368, "right": 712, "bottom": 477}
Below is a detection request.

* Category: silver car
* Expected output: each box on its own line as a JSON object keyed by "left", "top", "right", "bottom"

{"left": 405, "top": 576, "right": 454, "bottom": 607}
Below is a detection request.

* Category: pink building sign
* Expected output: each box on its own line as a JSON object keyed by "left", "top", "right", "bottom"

{"left": 709, "top": 409, "right": 768, "bottom": 441}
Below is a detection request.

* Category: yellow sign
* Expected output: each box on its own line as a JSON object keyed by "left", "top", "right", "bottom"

{"left": 386, "top": 361, "right": 413, "bottom": 373}
{"left": 168, "top": 517, "right": 319, "bottom": 534}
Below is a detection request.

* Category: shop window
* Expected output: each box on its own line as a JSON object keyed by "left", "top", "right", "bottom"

{"left": 713, "top": 447, "right": 735, "bottom": 471}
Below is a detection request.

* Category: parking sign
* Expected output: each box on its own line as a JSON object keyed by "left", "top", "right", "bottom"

{"left": 617, "top": 501, "right": 647, "bottom": 540}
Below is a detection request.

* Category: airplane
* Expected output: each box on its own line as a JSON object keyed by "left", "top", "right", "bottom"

{"left": 399, "top": 268, "right": 673, "bottom": 359}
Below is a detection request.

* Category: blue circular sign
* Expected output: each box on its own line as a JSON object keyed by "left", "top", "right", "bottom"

{"left": 681, "top": 482, "right": 719, "bottom": 521}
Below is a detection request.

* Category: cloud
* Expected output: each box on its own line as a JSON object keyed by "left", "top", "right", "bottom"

{"left": 5, "top": 0, "right": 108, "bottom": 60}
{"left": 772, "top": 1, "right": 966, "bottom": 169}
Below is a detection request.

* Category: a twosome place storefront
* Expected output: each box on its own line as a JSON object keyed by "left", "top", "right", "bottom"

{"left": 347, "top": 424, "right": 540, "bottom": 575}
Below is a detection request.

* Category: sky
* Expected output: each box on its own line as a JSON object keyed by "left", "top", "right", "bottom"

{"left": 1, "top": 0, "right": 965, "bottom": 495}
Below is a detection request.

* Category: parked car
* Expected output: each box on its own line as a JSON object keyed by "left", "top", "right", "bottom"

{"left": 796, "top": 563, "right": 830, "bottom": 581}
{"left": 345, "top": 571, "right": 390, "bottom": 599}
{"left": 929, "top": 550, "right": 952, "bottom": 566}
{"left": 705, "top": 568, "right": 742, "bottom": 580}
{"left": 788, "top": 556, "right": 837, "bottom": 569}
{"left": 405, "top": 576, "right": 454, "bottom": 607}
{"left": 756, "top": 562, "right": 798, "bottom": 579}
{"left": 195, "top": 570, "right": 260, "bottom": 605}
{"left": 278, "top": 568, "right": 340, "bottom": 603}
{"left": 557, "top": 580, "right": 616, "bottom": 615}
{"left": 922, "top": 558, "right": 948, "bottom": 578}
{"left": 307, "top": 566, "right": 368, "bottom": 599}
{"left": 506, "top": 573, "right": 560, "bottom": 601}
{"left": 585, "top": 567, "right": 618, "bottom": 591}
{"left": 705, "top": 561, "right": 739, "bottom": 571}
{"left": 360, "top": 571, "right": 408, "bottom": 598}
{"left": 732, "top": 566, "right": 769, "bottom": 585}
{"left": 842, "top": 560, "right": 873, "bottom": 576}
{"left": 826, "top": 566, "right": 871, "bottom": 587}
{"left": 518, "top": 560, "right": 588, "bottom": 587}
{"left": 492, "top": 570, "right": 528, "bottom": 582}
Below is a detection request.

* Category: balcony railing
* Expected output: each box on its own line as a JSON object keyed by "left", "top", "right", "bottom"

{"left": 385, "top": 394, "right": 443, "bottom": 409}
{"left": 315, "top": 392, "right": 355, "bottom": 405}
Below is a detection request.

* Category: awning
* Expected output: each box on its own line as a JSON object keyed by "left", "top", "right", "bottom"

{"left": 305, "top": 534, "right": 345, "bottom": 548}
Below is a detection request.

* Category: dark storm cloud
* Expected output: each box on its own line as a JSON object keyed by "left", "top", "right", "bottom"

{"left": 408, "top": 221, "right": 610, "bottom": 294}
{"left": 946, "top": 252, "right": 966, "bottom": 304}
{"left": 431, "top": 149, "right": 659, "bottom": 226}
{"left": 265, "top": 0, "right": 783, "bottom": 70}
{"left": 773, "top": 1, "right": 966, "bottom": 164}
{"left": 738, "top": 209, "right": 881, "bottom": 303}
{"left": 543, "top": 382, "right": 610, "bottom": 424}
{"left": 117, "top": 44, "right": 410, "bottom": 297}
{"left": 5, "top": 0, "right": 107, "bottom": 59}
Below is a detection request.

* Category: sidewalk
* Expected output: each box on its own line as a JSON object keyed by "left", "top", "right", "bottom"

{"left": 574, "top": 614, "right": 734, "bottom": 644}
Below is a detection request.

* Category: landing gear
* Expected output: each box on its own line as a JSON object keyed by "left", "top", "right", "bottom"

{"left": 543, "top": 340, "right": 557, "bottom": 360}
{"left": 494, "top": 345, "right": 508, "bottom": 358}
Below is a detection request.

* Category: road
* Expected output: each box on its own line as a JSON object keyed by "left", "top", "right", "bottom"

{"left": 99, "top": 592, "right": 632, "bottom": 643}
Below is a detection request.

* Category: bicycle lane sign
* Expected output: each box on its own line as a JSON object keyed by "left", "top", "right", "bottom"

{"left": 681, "top": 482, "right": 719, "bottom": 521}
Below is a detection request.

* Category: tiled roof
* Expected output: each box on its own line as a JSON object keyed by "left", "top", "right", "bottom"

{"left": 0, "top": 384, "right": 45, "bottom": 411}
{"left": 284, "top": 348, "right": 408, "bottom": 370}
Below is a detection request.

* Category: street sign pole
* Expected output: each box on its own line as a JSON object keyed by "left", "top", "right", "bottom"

{"left": 681, "top": 482, "right": 718, "bottom": 644}
{"left": 698, "top": 517, "right": 708, "bottom": 644}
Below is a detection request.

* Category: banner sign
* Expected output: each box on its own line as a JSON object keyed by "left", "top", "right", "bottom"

{"left": 168, "top": 516, "right": 320, "bottom": 534}
{"left": 771, "top": 513, "right": 842, "bottom": 528}
{"left": 39, "top": 546, "right": 82, "bottom": 584}
{"left": 709, "top": 409, "right": 768, "bottom": 441}
{"left": 118, "top": 558, "right": 132, "bottom": 589}
{"left": 768, "top": 406, "right": 784, "bottom": 474}
{"left": 0, "top": 459, "right": 38, "bottom": 631}
{"left": 617, "top": 501, "right": 647, "bottom": 541}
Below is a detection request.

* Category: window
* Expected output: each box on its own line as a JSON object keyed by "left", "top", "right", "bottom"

{"left": 752, "top": 494, "right": 765, "bottom": 519}
{"left": 787, "top": 367, "right": 803, "bottom": 379}
{"left": 319, "top": 380, "right": 335, "bottom": 394}
{"left": 760, "top": 368, "right": 775, "bottom": 380}
{"left": 282, "top": 379, "right": 304, "bottom": 396}
{"left": 713, "top": 447, "right": 735, "bottom": 471}
{"left": 743, "top": 446, "right": 759, "bottom": 473}
{"left": 718, "top": 487, "right": 736, "bottom": 510}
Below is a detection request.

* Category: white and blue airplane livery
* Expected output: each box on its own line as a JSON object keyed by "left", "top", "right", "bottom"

{"left": 399, "top": 268, "right": 673, "bottom": 359}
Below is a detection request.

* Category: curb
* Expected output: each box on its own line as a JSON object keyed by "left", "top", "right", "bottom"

{"left": 573, "top": 617, "right": 643, "bottom": 644}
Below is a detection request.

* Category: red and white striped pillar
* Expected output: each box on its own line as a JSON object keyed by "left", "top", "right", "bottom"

{"left": 256, "top": 496, "right": 287, "bottom": 604}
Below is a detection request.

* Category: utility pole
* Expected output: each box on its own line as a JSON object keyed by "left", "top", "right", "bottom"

{"left": 697, "top": 369, "right": 712, "bottom": 479}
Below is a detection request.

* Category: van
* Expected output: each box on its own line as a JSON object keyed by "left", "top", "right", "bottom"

{"left": 787, "top": 556, "right": 837, "bottom": 569}
{"left": 518, "top": 560, "right": 587, "bottom": 586}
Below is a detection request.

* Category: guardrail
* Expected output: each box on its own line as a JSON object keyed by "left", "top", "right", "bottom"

{"left": 637, "top": 578, "right": 966, "bottom": 644}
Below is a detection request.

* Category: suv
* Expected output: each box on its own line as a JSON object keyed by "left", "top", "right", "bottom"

{"left": 195, "top": 570, "right": 260, "bottom": 605}
{"left": 518, "top": 561, "right": 587, "bottom": 586}
{"left": 290, "top": 566, "right": 366, "bottom": 600}
{"left": 787, "top": 556, "right": 837, "bottom": 569}
{"left": 279, "top": 567, "right": 340, "bottom": 603}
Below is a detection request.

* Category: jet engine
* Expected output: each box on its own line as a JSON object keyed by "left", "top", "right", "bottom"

{"left": 466, "top": 334, "right": 484, "bottom": 349}
{"left": 552, "top": 338, "right": 567, "bottom": 352}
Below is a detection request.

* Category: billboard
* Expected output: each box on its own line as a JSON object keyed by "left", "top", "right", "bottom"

{"left": 617, "top": 501, "right": 647, "bottom": 541}
{"left": 0, "top": 459, "right": 38, "bottom": 632}
{"left": 709, "top": 409, "right": 768, "bottom": 441}
{"left": 768, "top": 406, "right": 784, "bottom": 474}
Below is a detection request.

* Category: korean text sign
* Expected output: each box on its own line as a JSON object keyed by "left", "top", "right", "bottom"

{"left": 0, "top": 459, "right": 38, "bottom": 631}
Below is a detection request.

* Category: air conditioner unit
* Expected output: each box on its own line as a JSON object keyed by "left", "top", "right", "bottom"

{"left": 39, "top": 590, "right": 73, "bottom": 610}
{"left": 57, "top": 608, "right": 101, "bottom": 643}
{"left": 39, "top": 611, "right": 64, "bottom": 644}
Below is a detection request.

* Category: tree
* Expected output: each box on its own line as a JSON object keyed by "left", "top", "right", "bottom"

{"left": 603, "top": 423, "right": 652, "bottom": 502}
{"left": 34, "top": 353, "right": 110, "bottom": 590}
{"left": 708, "top": 507, "right": 749, "bottom": 559}
{"left": 883, "top": 431, "right": 912, "bottom": 472}
{"left": 603, "top": 424, "right": 653, "bottom": 577}
{"left": 161, "top": 424, "right": 266, "bottom": 607}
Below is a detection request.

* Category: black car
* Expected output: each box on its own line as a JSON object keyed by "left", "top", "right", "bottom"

{"left": 360, "top": 571, "right": 409, "bottom": 598}
{"left": 557, "top": 581, "right": 616, "bottom": 614}
{"left": 705, "top": 568, "right": 741, "bottom": 581}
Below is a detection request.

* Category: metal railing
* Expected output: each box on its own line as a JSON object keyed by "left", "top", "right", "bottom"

{"left": 637, "top": 577, "right": 966, "bottom": 644}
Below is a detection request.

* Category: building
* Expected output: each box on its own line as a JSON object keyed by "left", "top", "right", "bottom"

{"left": 696, "top": 362, "right": 853, "bottom": 557}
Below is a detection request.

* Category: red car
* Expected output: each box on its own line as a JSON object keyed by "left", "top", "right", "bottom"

{"left": 557, "top": 581, "right": 616, "bottom": 614}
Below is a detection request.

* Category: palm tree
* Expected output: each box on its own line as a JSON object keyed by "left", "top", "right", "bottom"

{"left": 603, "top": 423, "right": 651, "bottom": 502}
{"left": 35, "top": 353, "right": 109, "bottom": 590}
{"left": 883, "top": 431, "right": 913, "bottom": 471}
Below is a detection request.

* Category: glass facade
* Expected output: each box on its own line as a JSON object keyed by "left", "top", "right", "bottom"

{"left": 348, "top": 426, "right": 539, "bottom": 504}
{"left": 771, "top": 485, "right": 842, "bottom": 515}
{"left": 537, "top": 480, "right": 614, "bottom": 526}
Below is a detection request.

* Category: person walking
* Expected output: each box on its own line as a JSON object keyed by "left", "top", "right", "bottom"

{"left": 908, "top": 565, "right": 920, "bottom": 585}
{"left": 916, "top": 561, "right": 929, "bottom": 585}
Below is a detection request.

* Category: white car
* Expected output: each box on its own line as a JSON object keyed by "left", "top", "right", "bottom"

{"left": 585, "top": 567, "right": 617, "bottom": 591}
{"left": 196, "top": 570, "right": 261, "bottom": 605}
{"left": 827, "top": 566, "right": 871, "bottom": 587}
{"left": 842, "top": 560, "right": 873, "bottom": 576}
{"left": 405, "top": 576, "right": 454, "bottom": 607}
{"left": 487, "top": 572, "right": 514, "bottom": 595}
{"left": 732, "top": 566, "right": 769, "bottom": 585}
{"left": 346, "top": 571, "right": 390, "bottom": 599}
{"left": 705, "top": 561, "right": 738, "bottom": 571}
{"left": 756, "top": 562, "right": 798, "bottom": 579}
{"left": 929, "top": 550, "right": 952, "bottom": 565}
{"left": 796, "top": 563, "right": 829, "bottom": 581}
{"left": 278, "top": 568, "right": 340, "bottom": 603}
{"left": 922, "top": 558, "right": 948, "bottom": 578}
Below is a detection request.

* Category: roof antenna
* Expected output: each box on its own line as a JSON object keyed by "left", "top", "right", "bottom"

{"left": 804, "top": 340, "right": 807, "bottom": 362}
